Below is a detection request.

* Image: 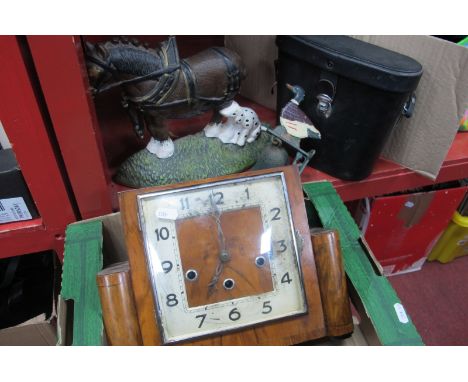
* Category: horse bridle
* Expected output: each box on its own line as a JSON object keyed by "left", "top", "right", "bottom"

{"left": 85, "top": 51, "right": 180, "bottom": 95}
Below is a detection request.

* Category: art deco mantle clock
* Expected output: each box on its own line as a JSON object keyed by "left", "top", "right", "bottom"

{"left": 120, "top": 166, "right": 333, "bottom": 345}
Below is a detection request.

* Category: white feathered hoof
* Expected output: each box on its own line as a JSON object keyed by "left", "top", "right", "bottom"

{"left": 146, "top": 137, "right": 175, "bottom": 159}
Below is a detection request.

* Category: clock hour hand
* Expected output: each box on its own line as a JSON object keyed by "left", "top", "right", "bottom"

{"left": 207, "top": 258, "right": 225, "bottom": 289}
{"left": 207, "top": 251, "right": 231, "bottom": 295}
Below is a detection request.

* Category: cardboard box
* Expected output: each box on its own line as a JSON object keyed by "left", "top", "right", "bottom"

{"left": 0, "top": 250, "right": 60, "bottom": 345}
{"left": 362, "top": 184, "right": 467, "bottom": 276}
{"left": 225, "top": 35, "right": 468, "bottom": 180}
{"left": 0, "top": 148, "right": 39, "bottom": 224}
{"left": 0, "top": 314, "right": 56, "bottom": 346}
{"left": 0, "top": 323, "right": 56, "bottom": 346}
{"left": 58, "top": 181, "right": 422, "bottom": 345}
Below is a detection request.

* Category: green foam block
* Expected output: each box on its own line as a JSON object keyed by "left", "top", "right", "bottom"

{"left": 303, "top": 181, "right": 423, "bottom": 346}
{"left": 61, "top": 220, "right": 104, "bottom": 346}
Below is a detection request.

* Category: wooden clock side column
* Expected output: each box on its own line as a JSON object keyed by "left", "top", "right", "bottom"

{"left": 311, "top": 229, "right": 354, "bottom": 337}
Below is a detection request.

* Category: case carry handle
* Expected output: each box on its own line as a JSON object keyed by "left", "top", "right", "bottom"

{"left": 316, "top": 71, "right": 337, "bottom": 119}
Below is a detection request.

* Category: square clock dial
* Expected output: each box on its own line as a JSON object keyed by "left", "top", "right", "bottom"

{"left": 136, "top": 172, "right": 308, "bottom": 344}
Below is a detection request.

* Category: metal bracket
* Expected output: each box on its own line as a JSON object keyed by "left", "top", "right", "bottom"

{"left": 402, "top": 93, "right": 416, "bottom": 118}
{"left": 262, "top": 125, "right": 316, "bottom": 175}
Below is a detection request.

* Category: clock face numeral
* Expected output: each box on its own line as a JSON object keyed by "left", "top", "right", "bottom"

{"left": 275, "top": 240, "right": 287, "bottom": 253}
{"left": 166, "top": 294, "right": 179, "bottom": 307}
{"left": 281, "top": 272, "right": 292, "bottom": 284}
{"left": 229, "top": 307, "right": 241, "bottom": 321}
{"left": 262, "top": 301, "right": 272, "bottom": 314}
{"left": 209, "top": 191, "right": 224, "bottom": 205}
{"left": 161, "top": 260, "right": 173, "bottom": 274}
{"left": 180, "top": 197, "right": 190, "bottom": 210}
{"left": 270, "top": 207, "right": 281, "bottom": 221}
{"left": 196, "top": 314, "right": 207, "bottom": 328}
{"left": 155, "top": 227, "right": 170, "bottom": 241}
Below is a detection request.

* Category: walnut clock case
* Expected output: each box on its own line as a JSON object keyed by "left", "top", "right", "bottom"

{"left": 120, "top": 166, "right": 328, "bottom": 345}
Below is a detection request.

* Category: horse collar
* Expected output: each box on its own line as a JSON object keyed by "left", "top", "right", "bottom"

{"left": 86, "top": 53, "right": 117, "bottom": 75}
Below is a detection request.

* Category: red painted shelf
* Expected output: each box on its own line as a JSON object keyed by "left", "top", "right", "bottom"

{"left": 27, "top": 35, "right": 468, "bottom": 224}
{"left": 244, "top": 100, "right": 468, "bottom": 202}
{"left": 0, "top": 218, "right": 62, "bottom": 261}
{"left": 301, "top": 132, "right": 468, "bottom": 202}
{"left": 0, "top": 218, "right": 43, "bottom": 235}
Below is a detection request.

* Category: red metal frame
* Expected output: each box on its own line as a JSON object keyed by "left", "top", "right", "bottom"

{"left": 0, "top": 36, "right": 76, "bottom": 260}
{"left": 27, "top": 36, "right": 113, "bottom": 219}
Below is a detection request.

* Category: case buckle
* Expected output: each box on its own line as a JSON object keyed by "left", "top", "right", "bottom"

{"left": 316, "top": 93, "right": 333, "bottom": 119}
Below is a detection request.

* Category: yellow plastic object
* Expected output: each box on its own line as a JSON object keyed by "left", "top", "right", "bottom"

{"left": 428, "top": 212, "right": 468, "bottom": 263}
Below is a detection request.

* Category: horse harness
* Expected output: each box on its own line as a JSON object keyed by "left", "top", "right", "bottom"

{"left": 87, "top": 37, "right": 242, "bottom": 112}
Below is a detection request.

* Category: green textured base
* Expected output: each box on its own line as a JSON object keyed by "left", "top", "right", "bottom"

{"left": 115, "top": 131, "right": 272, "bottom": 188}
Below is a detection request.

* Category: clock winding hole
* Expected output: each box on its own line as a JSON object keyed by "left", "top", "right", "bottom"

{"left": 223, "top": 278, "right": 235, "bottom": 290}
{"left": 255, "top": 256, "right": 266, "bottom": 267}
{"left": 185, "top": 269, "right": 199, "bottom": 282}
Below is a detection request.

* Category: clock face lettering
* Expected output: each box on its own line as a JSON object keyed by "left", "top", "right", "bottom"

{"left": 138, "top": 173, "right": 307, "bottom": 344}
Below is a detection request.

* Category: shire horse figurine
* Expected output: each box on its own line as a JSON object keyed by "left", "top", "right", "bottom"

{"left": 85, "top": 36, "right": 246, "bottom": 158}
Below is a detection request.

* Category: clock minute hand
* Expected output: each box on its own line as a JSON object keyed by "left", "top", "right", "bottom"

{"left": 207, "top": 194, "right": 231, "bottom": 294}
{"left": 210, "top": 192, "right": 230, "bottom": 262}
